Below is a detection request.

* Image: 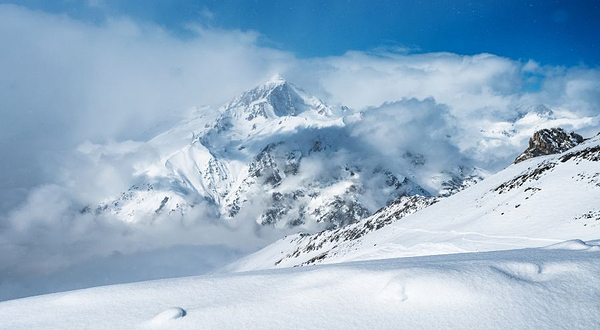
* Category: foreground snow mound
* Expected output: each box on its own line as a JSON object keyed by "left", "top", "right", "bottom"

{"left": 149, "top": 307, "right": 186, "bottom": 324}
{"left": 1, "top": 244, "right": 599, "bottom": 330}
{"left": 543, "top": 239, "right": 600, "bottom": 251}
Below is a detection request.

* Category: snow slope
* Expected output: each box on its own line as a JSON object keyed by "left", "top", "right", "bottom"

{"left": 1, "top": 242, "right": 599, "bottom": 330}
{"left": 231, "top": 132, "right": 600, "bottom": 271}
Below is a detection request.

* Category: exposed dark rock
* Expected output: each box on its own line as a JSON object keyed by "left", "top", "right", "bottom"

{"left": 299, "top": 252, "right": 328, "bottom": 266}
{"left": 313, "top": 195, "right": 371, "bottom": 229}
{"left": 261, "top": 206, "right": 289, "bottom": 226}
{"left": 495, "top": 161, "right": 556, "bottom": 194}
{"left": 248, "top": 143, "right": 283, "bottom": 187}
{"left": 403, "top": 151, "right": 426, "bottom": 166}
{"left": 560, "top": 145, "right": 600, "bottom": 163}
{"left": 439, "top": 166, "right": 485, "bottom": 197}
{"left": 274, "top": 195, "right": 437, "bottom": 267}
{"left": 496, "top": 135, "right": 598, "bottom": 194}
{"left": 310, "top": 140, "right": 322, "bottom": 153}
{"left": 155, "top": 196, "right": 170, "bottom": 214}
{"left": 514, "top": 128, "right": 583, "bottom": 163}
{"left": 284, "top": 151, "right": 302, "bottom": 175}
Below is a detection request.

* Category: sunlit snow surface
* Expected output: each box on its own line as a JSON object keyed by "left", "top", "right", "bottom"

{"left": 1, "top": 242, "right": 599, "bottom": 330}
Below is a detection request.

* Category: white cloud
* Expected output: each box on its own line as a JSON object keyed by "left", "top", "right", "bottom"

{"left": 0, "top": 4, "right": 294, "bottom": 212}
{"left": 350, "top": 98, "right": 460, "bottom": 166}
{"left": 298, "top": 52, "right": 521, "bottom": 113}
{"left": 0, "top": 182, "right": 282, "bottom": 273}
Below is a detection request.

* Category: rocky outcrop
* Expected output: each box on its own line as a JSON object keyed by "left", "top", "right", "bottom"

{"left": 270, "top": 195, "right": 438, "bottom": 267}
{"left": 514, "top": 128, "right": 584, "bottom": 163}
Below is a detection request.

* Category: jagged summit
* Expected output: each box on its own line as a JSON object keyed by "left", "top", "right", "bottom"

{"left": 221, "top": 76, "right": 332, "bottom": 120}
{"left": 514, "top": 127, "right": 584, "bottom": 163}
{"left": 264, "top": 73, "right": 287, "bottom": 86}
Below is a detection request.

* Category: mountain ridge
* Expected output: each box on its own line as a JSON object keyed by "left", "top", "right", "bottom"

{"left": 229, "top": 129, "right": 600, "bottom": 271}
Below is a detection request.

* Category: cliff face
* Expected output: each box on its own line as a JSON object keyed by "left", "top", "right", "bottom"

{"left": 514, "top": 128, "right": 584, "bottom": 163}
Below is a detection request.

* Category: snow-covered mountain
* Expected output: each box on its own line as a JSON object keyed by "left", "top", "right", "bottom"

{"left": 85, "top": 77, "right": 486, "bottom": 230}
{"left": 230, "top": 129, "right": 600, "bottom": 271}
{"left": 79, "top": 76, "right": 600, "bottom": 244}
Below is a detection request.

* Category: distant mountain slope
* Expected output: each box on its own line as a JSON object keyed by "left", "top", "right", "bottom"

{"left": 230, "top": 130, "right": 600, "bottom": 271}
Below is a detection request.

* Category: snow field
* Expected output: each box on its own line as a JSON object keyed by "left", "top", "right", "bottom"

{"left": 1, "top": 243, "right": 599, "bottom": 330}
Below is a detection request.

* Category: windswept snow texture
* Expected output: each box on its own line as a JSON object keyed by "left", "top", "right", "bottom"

{"left": 232, "top": 134, "right": 600, "bottom": 271}
{"left": 1, "top": 244, "right": 600, "bottom": 330}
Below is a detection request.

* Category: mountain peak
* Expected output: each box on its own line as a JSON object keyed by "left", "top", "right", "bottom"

{"left": 264, "top": 74, "right": 287, "bottom": 86}
{"left": 222, "top": 77, "right": 331, "bottom": 120}
{"left": 514, "top": 127, "right": 584, "bottom": 163}
{"left": 514, "top": 104, "right": 555, "bottom": 121}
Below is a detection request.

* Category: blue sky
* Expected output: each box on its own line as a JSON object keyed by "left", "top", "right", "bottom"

{"left": 4, "top": 0, "right": 600, "bottom": 66}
